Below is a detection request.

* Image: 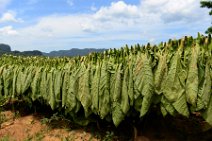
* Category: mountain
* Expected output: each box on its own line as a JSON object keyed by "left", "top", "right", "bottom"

{"left": 0, "top": 44, "right": 12, "bottom": 55}
{"left": 0, "top": 43, "right": 43, "bottom": 56}
{"left": 43, "top": 48, "right": 107, "bottom": 57}
{"left": 0, "top": 43, "right": 107, "bottom": 57}
{"left": 12, "top": 50, "right": 43, "bottom": 56}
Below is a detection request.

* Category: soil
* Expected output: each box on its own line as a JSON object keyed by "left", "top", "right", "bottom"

{"left": 0, "top": 110, "right": 100, "bottom": 141}
{"left": 0, "top": 103, "right": 212, "bottom": 141}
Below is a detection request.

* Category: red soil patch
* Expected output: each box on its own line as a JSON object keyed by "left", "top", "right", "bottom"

{"left": 0, "top": 110, "right": 212, "bottom": 141}
{"left": 0, "top": 111, "right": 99, "bottom": 141}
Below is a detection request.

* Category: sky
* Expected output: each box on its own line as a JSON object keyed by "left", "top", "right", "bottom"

{"left": 0, "top": 0, "right": 211, "bottom": 52}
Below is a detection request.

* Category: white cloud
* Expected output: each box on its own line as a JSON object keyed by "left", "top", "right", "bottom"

{"left": 0, "top": 11, "right": 23, "bottom": 23}
{"left": 20, "top": 14, "right": 86, "bottom": 38}
{"left": 0, "top": 0, "right": 11, "bottom": 12}
{"left": 0, "top": 26, "right": 18, "bottom": 36}
{"left": 67, "top": 0, "right": 74, "bottom": 6}
{"left": 94, "top": 1, "right": 139, "bottom": 21}
{"left": 140, "top": 0, "right": 203, "bottom": 23}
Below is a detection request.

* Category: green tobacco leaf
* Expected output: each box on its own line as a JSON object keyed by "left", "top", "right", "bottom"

{"left": 53, "top": 70, "right": 62, "bottom": 109}
{"left": 186, "top": 46, "right": 199, "bottom": 106}
{"left": 3, "top": 66, "right": 13, "bottom": 98}
{"left": 40, "top": 69, "right": 48, "bottom": 101}
{"left": 48, "top": 70, "right": 56, "bottom": 110}
{"left": 112, "top": 64, "right": 122, "bottom": 102}
{"left": 202, "top": 59, "right": 212, "bottom": 125}
{"left": 66, "top": 67, "right": 80, "bottom": 113}
{"left": 78, "top": 64, "right": 92, "bottom": 117}
{"left": 140, "top": 54, "right": 154, "bottom": 117}
{"left": 112, "top": 102, "right": 125, "bottom": 127}
{"left": 161, "top": 96, "right": 176, "bottom": 116}
{"left": 12, "top": 66, "right": 19, "bottom": 98}
{"left": 16, "top": 66, "right": 22, "bottom": 96}
{"left": 200, "top": 59, "right": 211, "bottom": 109}
{"left": 121, "top": 66, "right": 130, "bottom": 114}
{"left": 110, "top": 63, "right": 127, "bottom": 126}
{"left": 0, "top": 66, "right": 4, "bottom": 98}
{"left": 160, "top": 104, "right": 168, "bottom": 117}
{"left": 62, "top": 71, "right": 69, "bottom": 107}
{"left": 154, "top": 53, "right": 167, "bottom": 95}
{"left": 31, "top": 67, "right": 42, "bottom": 101}
{"left": 99, "top": 60, "right": 111, "bottom": 119}
{"left": 172, "top": 92, "right": 189, "bottom": 117}
{"left": 128, "top": 61, "right": 134, "bottom": 106}
{"left": 134, "top": 53, "right": 154, "bottom": 117}
{"left": 22, "top": 67, "right": 34, "bottom": 94}
{"left": 163, "top": 51, "right": 183, "bottom": 102}
{"left": 91, "top": 63, "right": 101, "bottom": 114}
{"left": 203, "top": 94, "right": 212, "bottom": 126}
{"left": 134, "top": 53, "right": 143, "bottom": 99}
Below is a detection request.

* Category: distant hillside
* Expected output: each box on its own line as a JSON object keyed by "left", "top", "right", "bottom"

{"left": 0, "top": 44, "right": 12, "bottom": 55}
{"left": 0, "top": 44, "right": 107, "bottom": 57}
{"left": 0, "top": 43, "right": 43, "bottom": 56}
{"left": 43, "top": 48, "right": 107, "bottom": 57}
{"left": 11, "top": 50, "right": 43, "bottom": 56}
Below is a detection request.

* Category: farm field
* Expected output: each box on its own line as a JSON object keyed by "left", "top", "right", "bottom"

{"left": 0, "top": 34, "right": 212, "bottom": 140}
{"left": 0, "top": 0, "right": 212, "bottom": 140}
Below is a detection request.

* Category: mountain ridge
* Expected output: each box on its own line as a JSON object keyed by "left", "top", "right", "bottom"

{"left": 0, "top": 44, "right": 107, "bottom": 57}
{"left": 43, "top": 48, "right": 107, "bottom": 57}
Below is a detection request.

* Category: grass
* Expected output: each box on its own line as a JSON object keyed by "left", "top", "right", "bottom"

{"left": 102, "top": 131, "right": 115, "bottom": 141}
{"left": 0, "top": 112, "right": 6, "bottom": 127}
{"left": 24, "top": 130, "right": 46, "bottom": 141}
{"left": 0, "top": 136, "right": 9, "bottom": 141}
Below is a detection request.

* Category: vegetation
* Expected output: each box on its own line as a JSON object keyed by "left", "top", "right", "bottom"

{"left": 200, "top": 0, "right": 212, "bottom": 34}
{"left": 0, "top": 33, "right": 211, "bottom": 128}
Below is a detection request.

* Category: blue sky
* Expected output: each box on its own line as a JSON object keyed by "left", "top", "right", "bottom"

{"left": 0, "top": 0, "right": 211, "bottom": 52}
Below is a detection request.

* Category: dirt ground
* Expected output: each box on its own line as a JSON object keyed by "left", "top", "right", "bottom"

{"left": 0, "top": 106, "right": 212, "bottom": 141}
{"left": 0, "top": 110, "right": 100, "bottom": 141}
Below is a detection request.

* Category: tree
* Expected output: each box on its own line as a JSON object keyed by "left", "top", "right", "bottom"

{"left": 200, "top": 0, "right": 212, "bottom": 34}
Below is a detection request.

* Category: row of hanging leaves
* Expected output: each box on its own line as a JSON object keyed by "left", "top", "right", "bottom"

{"left": 0, "top": 33, "right": 211, "bottom": 127}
